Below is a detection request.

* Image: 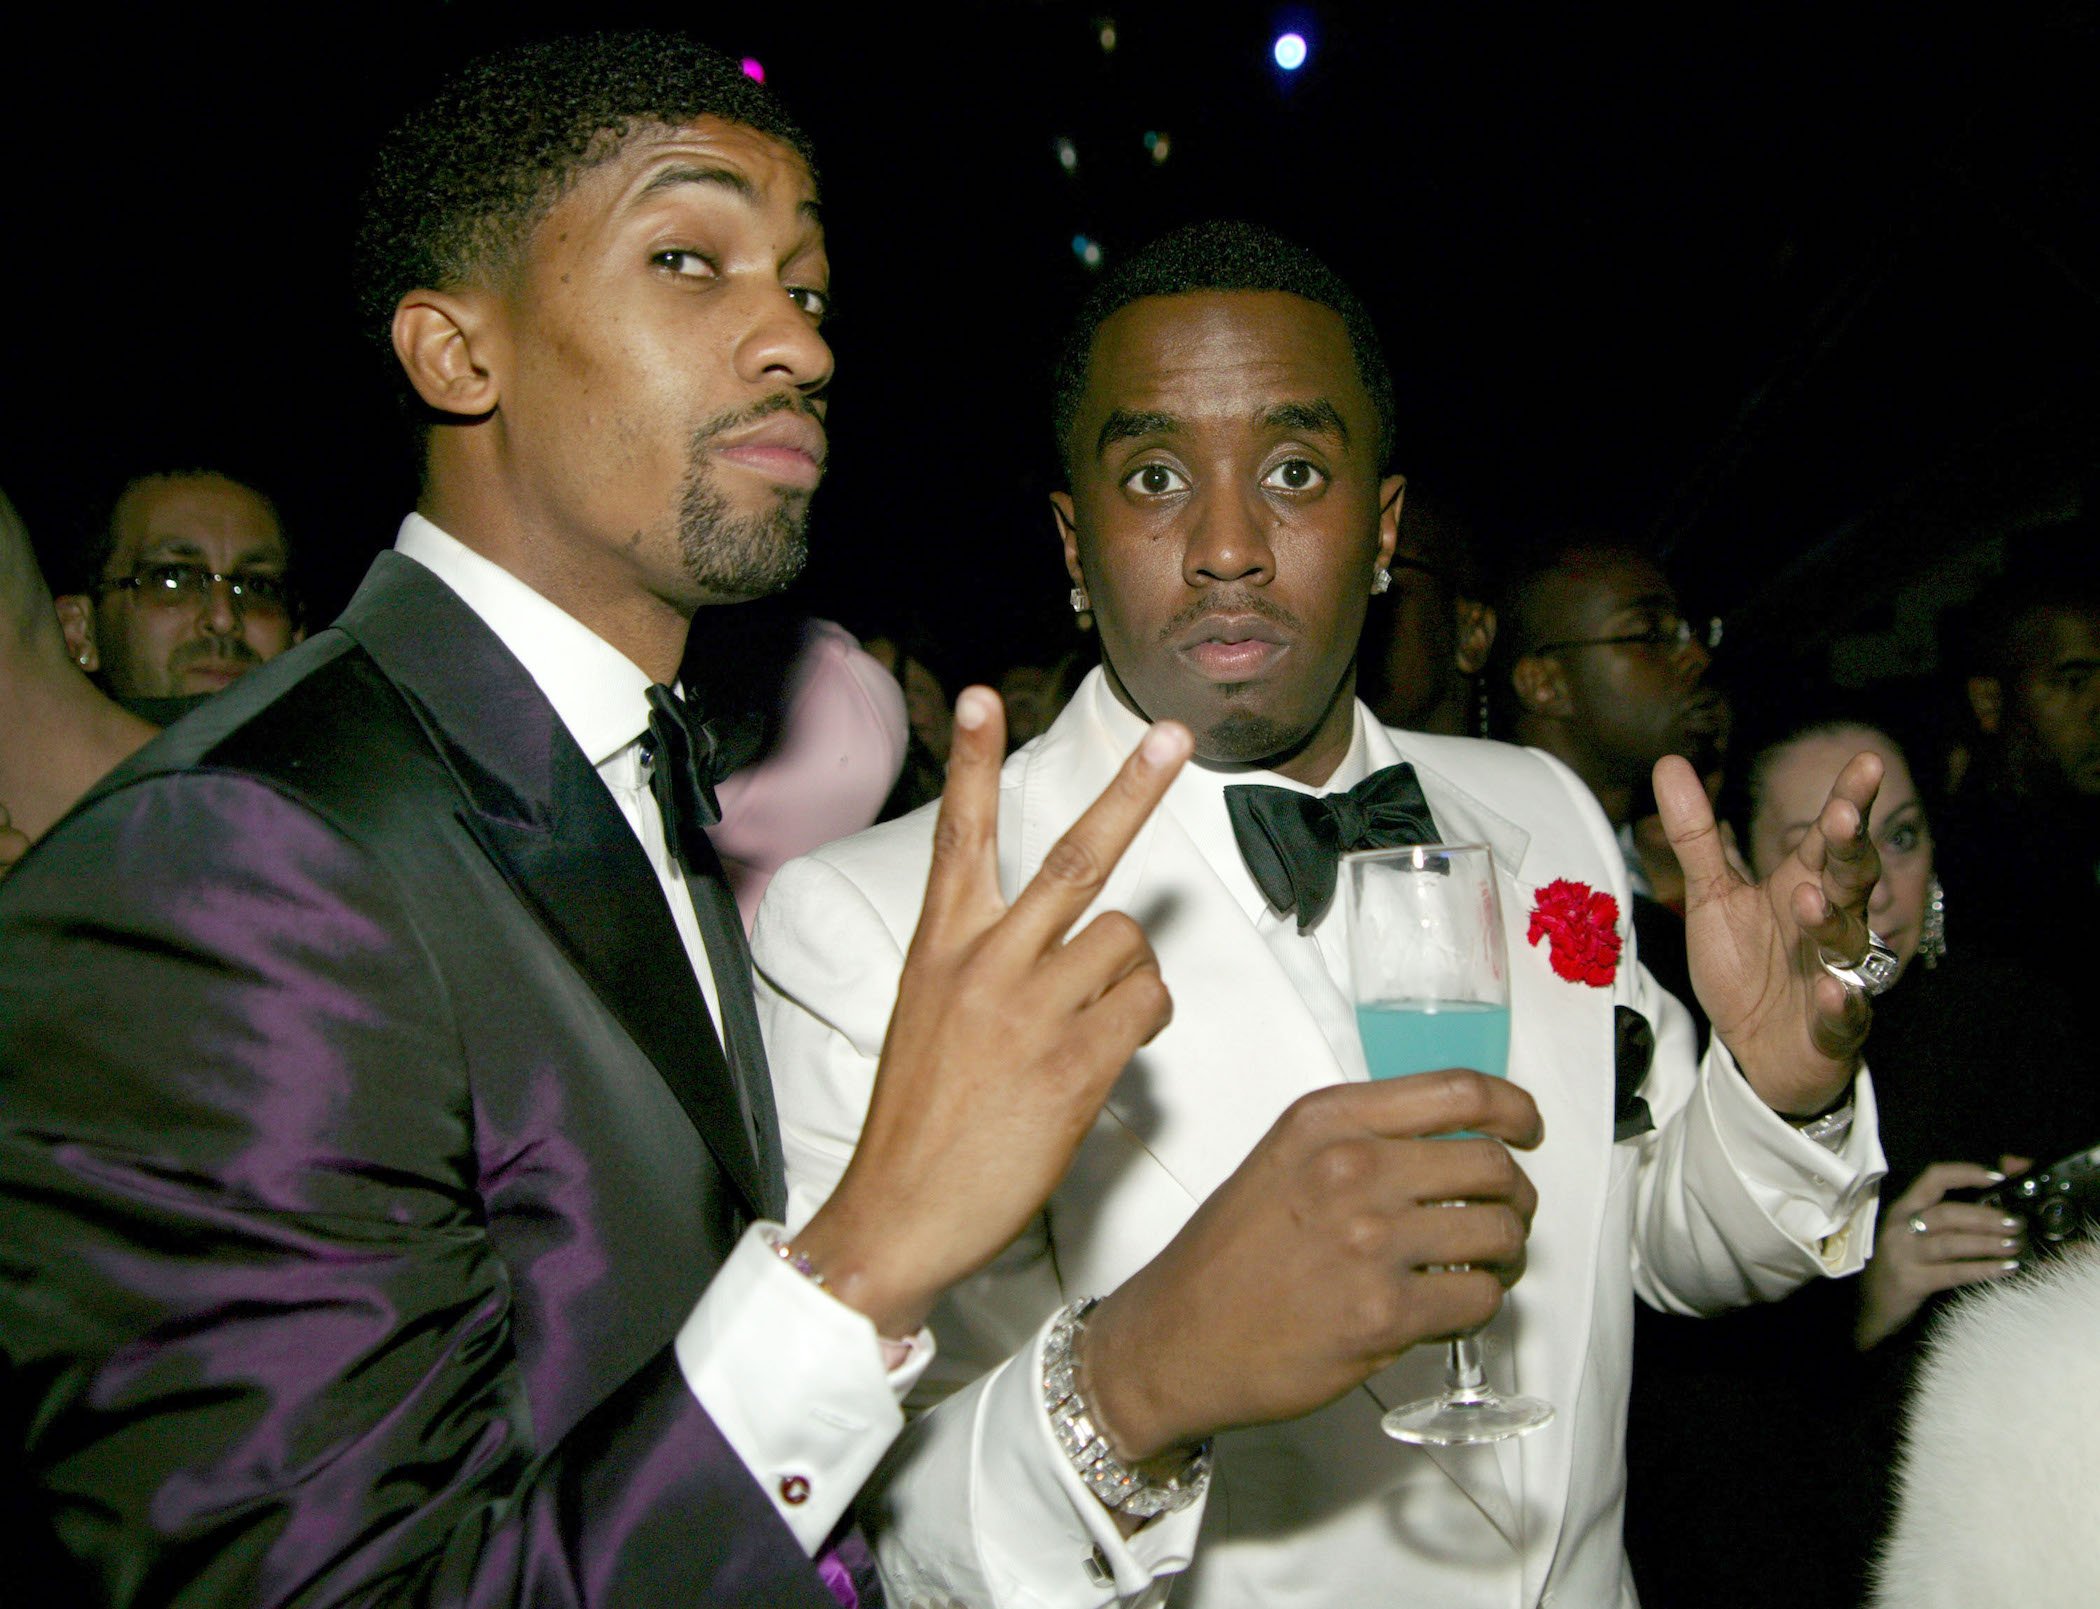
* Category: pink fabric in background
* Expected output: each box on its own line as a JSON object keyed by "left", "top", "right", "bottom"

{"left": 709, "top": 619, "right": 908, "bottom": 933}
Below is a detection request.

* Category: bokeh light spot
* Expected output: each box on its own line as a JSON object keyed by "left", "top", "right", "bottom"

{"left": 739, "top": 57, "right": 765, "bottom": 84}
{"left": 1273, "top": 32, "right": 1308, "bottom": 71}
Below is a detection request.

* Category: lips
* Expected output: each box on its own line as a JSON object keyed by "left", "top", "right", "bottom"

{"left": 1174, "top": 613, "right": 1290, "bottom": 681}
{"left": 1679, "top": 690, "right": 1726, "bottom": 732}
{"left": 714, "top": 413, "right": 827, "bottom": 491}
{"left": 182, "top": 661, "right": 249, "bottom": 691}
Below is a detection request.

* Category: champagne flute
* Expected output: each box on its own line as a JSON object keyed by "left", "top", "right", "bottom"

{"left": 1340, "top": 842, "right": 1554, "bottom": 1446}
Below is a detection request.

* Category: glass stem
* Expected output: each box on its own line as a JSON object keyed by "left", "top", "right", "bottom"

{"left": 1447, "top": 1337, "right": 1489, "bottom": 1399}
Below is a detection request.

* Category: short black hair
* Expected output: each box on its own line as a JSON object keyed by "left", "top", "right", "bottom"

{"left": 1050, "top": 220, "right": 1395, "bottom": 482}
{"left": 1481, "top": 532, "right": 1660, "bottom": 736}
{"left": 353, "top": 31, "right": 816, "bottom": 369}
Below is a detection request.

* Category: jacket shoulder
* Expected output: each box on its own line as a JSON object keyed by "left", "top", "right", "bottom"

{"left": 70, "top": 629, "right": 446, "bottom": 846}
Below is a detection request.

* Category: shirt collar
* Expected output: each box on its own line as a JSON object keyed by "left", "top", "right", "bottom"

{"left": 394, "top": 513, "right": 656, "bottom": 768}
{"left": 1076, "top": 667, "right": 1375, "bottom": 922}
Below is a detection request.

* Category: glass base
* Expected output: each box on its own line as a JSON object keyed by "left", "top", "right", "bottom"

{"left": 1381, "top": 1387, "right": 1556, "bottom": 1446}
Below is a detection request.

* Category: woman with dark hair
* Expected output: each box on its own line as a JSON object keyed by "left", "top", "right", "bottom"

{"left": 1626, "top": 702, "right": 2098, "bottom": 1608}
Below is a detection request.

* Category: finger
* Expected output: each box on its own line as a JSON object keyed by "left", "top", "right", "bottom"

{"left": 1401, "top": 1267, "right": 1510, "bottom": 1342}
{"left": 1075, "top": 962, "right": 1175, "bottom": 1066}
{"left": 1384, "top": 1136, "right": 1539, "bottom": 1223}
{"left": 1891, "top": 1161, "right": 2007, "bottom": 1217}
{"left": 1000, "top": 722, "right": 1192, "bottom": 955}
{"left": 1795, "top": 751, "right": 1885, "bottom": 909}
{"left": 1405, "top": 1201, "right": 1530, "bottom": 1280}
{"left": 2000, "top": 1154, "right": 2034, "bottom": 1177}
{"left": 1806, "top": 966, "right": 1874, "bottom": 1061}
{"left": 1345, "top": 1069, "right": 1546, "bottom": 1151}
{"left": 1928, "top": 1204, "right": 2026, "bottom": 1237}
{"left": 1039, "top": 909, "right": 1158, "bottom": 1009}
{"left": 912, "top": 688, "right": 1009, "bottom": 944}
{"left": 1917, "top": 1258, "right": 2022, "bottom": 1296}
{"left": 1920, "top": 1232, "right": 2024, "bottom": 1265}
{"left": 1654, "top": 755, "right": 1738, "bottom": 903}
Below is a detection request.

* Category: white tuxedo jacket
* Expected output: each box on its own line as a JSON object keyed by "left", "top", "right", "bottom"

{"left": 755, "top": 672, "right": 1884, "bottom": 1609}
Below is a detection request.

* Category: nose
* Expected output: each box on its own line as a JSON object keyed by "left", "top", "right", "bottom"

{"left": 1867, "top": 869, "right": 1893, "bottom": 918}
{"left": 1675, "top": 632, "right": 1711, "bottom": 682}
{"left": 737, "top": 282, "right": 834, "bottom": 399}
{"left": 1182, "top": 485, "right": 1275, "bottom": 589}
{"left": 198, "top": 577, "right": 243, "bottom": 638}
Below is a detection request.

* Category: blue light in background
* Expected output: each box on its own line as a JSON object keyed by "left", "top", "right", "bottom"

{"left": 1272, "top": 31, "right": 1308, "bottom": 71}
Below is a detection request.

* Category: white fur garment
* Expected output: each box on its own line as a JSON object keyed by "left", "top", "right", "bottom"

{"left": 1874, "top": 1244, "right": 2100, "bottom": 1604}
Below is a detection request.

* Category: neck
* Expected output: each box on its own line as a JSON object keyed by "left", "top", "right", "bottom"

{"left": 417, "top": 485, "right": 692, "bottom": 687}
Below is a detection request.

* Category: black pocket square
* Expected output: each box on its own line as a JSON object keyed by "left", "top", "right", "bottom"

{"left": 1614, "top": 1005, "right": 1656, "bottom": 1141}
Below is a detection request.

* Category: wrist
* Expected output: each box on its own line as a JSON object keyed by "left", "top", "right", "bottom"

{"left": 1074, "top": 1291, "right": 1202, "bottom": 1467}
{"left": 1049, "top": 1299, "right": 1211, "bottom": 1518}
{"left": 787, "top": 1205, "right": 936, "bottom": 1339}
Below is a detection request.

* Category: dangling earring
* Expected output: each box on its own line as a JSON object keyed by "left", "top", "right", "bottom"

{"left": 1371, "top": 566, "right": 1392, "bottom": 596}
{"left": 1474, "top": 676, "right": 1492, "bottom": 739}
{"left": 1919, "top": 874, "right": 1947, "bottom": 968}
{"left": 1069, "top": 585, "right": 1091, "bottom": 614}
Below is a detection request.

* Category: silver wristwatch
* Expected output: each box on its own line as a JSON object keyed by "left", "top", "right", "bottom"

{"left": 1043, "top": 1298, "right": 1211, "bottom": 1519}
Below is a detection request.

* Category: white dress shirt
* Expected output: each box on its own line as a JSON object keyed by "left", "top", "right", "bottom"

{"left": 394, "top": 514, "right": 930, "bottom": 1553}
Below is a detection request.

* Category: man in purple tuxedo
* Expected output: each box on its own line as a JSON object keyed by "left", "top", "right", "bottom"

{"left": 0, "top": 33, "right": 1196, "bottom": 1605}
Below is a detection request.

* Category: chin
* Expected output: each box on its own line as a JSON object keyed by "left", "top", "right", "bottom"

{"left": 1198, "top": 707, "right": 1312, "bottom": 768}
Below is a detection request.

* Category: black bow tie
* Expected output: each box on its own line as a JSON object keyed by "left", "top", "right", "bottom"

{"left": 1224, "top": 762, "right": 1443, "bottom": 929}
{"left": 644, "top": 683, "right": 735, "bottom": 875}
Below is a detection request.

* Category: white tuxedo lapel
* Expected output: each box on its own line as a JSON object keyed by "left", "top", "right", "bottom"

{"left": 1004, "top": 700, "right": 1350, "bottom": 1218}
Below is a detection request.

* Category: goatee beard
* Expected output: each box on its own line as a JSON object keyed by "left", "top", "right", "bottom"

{"left": 675, "top": 456, "right": 810, "bottom": 599}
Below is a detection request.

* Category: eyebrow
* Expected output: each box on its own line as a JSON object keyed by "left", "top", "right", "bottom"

{"left": 1094, "top": 408, "right": 1180, "bottom": 458}
{"left": 1092, "top": 396, "right": 1353, "bottom": 460}
{"left": 137, "top": 537, "right": 286, "bottom": 570}
{"left": 1261, "top": 398, "right": 1350, "bottom": 442}
{"left": 637, "top": 163, "right": 822, "bottom": 221}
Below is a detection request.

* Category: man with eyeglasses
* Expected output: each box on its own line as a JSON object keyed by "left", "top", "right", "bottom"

{"left": 1492, "top": 537, "right": 1728, "bottom": 1046}
{"left": 1494, "top": 539, "right": 1725, "bottom": 835}
{"left": 52, "top": 468, "right": 302, "bottom": 718}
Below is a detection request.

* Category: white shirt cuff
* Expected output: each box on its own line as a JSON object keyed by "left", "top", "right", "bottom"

{"left": 1706, "top": 1041, "right": 1887, "bottom": 1272}
{"left": 676, "top": 1221, "right": 935, "bottom": 1553}
{"left": 968, "top": 1312, "right": 1205, "bottom": 1605}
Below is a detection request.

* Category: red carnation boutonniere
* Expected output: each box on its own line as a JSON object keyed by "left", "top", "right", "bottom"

{"left": 1527, "top": 879, "right": 1623, "bottom": 988}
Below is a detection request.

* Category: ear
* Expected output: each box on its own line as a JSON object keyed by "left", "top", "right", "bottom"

{"left": 1454, "top": 599, "right": 1497, "bottom": 676}
{"left": 290, "top": 622, "right": 308, "bottom": 648}
{"left": 1376, "top": 473, "right": 1406, "bottom": 572}
{"left": 392, "top": 288, "right": 503, "bottom": 418}
{"left": 1966, "top": 675, "right": 2002, "bottom": 736}
{"left": 1050, "top": 491, "right": 1084, "bottom": 589}
{"left": 1510, "top": 653, "right": 1567, "bottom": 719}
{"left": 54, "top": 594, "right": 98, "bottom": 672}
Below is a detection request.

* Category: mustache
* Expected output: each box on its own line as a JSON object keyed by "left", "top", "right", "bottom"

{"left": 1156, "top": 589, "right": 1302, "bottom": 643}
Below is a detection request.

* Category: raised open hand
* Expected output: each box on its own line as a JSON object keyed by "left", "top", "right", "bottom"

{"left": 793, "top": 687, "right": 1192, "bottom": 1337}
{"left": 1656, "top": 748, "right": 1884, "bottom": 1117}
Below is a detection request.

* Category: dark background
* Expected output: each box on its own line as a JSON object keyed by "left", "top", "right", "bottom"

{"left": 3, "top": 1, "right": 2092, "bottom": 688}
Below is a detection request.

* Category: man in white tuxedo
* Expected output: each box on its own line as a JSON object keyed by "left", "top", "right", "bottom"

{"left": 755, "top": 220, "right": 1889, "bottom": 1608}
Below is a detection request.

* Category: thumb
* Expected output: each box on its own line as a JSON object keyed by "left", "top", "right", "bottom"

{"left": 1654, "top": 755, "right": 1739, "bottom": 905}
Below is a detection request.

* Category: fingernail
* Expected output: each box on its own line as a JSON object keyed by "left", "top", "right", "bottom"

{"left": 2001, "top": 1238, "right": 2020, "bottom": 1251}
{"left": 955, "top": 688, "right": 991, "bottom": 730}
{"left": 2000, "top": 1216, "right": 2021, "bottom": 1231}
{"left": 1984, "top": 1170, "right": 2007, "bottom": 1183}
{"left": 1141, "top": 723, "right": 1189, "bottom": 765}
{"left": 2000, "top": 1259, "right": 2022, "bottom": 1272}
